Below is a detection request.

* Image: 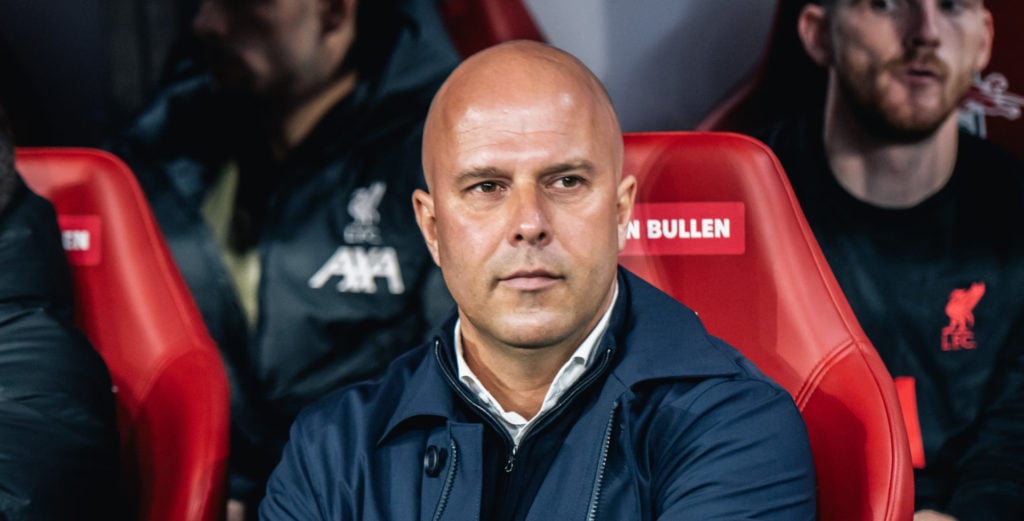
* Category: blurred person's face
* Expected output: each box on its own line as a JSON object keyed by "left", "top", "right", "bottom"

{"left": 414, "top": 43, "right": 635, "bottom": 355}
{"left": 192, "top": 0, "right": 346, "bottom": 101}
{"left": 809, "top": 0, "right": 992, "bottom": 139}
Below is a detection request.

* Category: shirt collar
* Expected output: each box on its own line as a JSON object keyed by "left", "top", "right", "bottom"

{"left": 454, "top": 282, "right": 619, "bottom": 441}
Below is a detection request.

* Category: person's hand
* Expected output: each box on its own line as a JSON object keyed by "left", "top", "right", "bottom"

{"left": 914, "top": 510, "right": 957, "bottom": 521}
{"left": 227, "top": 499, "right": 246, "bottom": 521}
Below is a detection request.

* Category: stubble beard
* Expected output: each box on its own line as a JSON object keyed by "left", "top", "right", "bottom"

{"left": 835, "top": 54, "right": 970, "bottom": 144}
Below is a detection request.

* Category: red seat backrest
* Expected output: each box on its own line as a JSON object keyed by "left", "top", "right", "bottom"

{"left": 618, "top": 132, "right": 914, "bottom": 521}
{"left": 436, "top": 0, "right": 545, "bottom": 58}
{"left": 16, "top": 148, "right": 230, "bottom": 521}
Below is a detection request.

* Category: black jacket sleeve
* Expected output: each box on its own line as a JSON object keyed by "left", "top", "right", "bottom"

{"left": 0, "top": 180, "right": 119, "bottom": 520}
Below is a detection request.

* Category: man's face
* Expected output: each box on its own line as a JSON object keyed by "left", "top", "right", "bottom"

{"left": 192, "top": 0, "right": 327, "bottom": 98}
{"left": 416, "top": 79, "right": 633, "bottom": 353}
{"left": 827, "top": 0, "right": 992, "bottom": 139}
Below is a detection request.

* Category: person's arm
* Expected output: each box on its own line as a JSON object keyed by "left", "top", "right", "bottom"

{"left": 0, "top": 309, "right": 118, "bottom": 521}
{"left": 943, "top": 316, "right": 1024, "bottom": 521}
{"left": 648, "top": 375, "right": 816, "bottom": 520}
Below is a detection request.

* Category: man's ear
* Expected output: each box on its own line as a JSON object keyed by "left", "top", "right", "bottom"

{"left": 974, "top": 8, "right": 994, "bottom": 73}
{"left": 616, "top": 175, "right": 638, "bottom": 251}
{"left": 320, "top": 0, "right": 356, "bottom": 33}
{"left": 798, "top": 3, "right": 831, "bottom": 68}
{"left": 412, "top": 189, "right": 442, "bottom": 267}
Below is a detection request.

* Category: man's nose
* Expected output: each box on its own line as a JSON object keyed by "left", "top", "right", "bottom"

{"left": 905, "top": 1, "right": 941, "bottom": 49}
{"left": 193, "top": 0, "right": 228, "bottom": 39}
{"left": 509, "top": 185, "right": 550, "bottom": 247}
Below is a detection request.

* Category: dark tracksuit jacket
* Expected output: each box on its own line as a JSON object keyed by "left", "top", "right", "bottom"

{"left": 107, "top": 0, "right": 460, "bottom": 500}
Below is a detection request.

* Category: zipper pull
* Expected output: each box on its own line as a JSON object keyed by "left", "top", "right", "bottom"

{"left": 504, "top": 444, "right": 518, "bottom": 473}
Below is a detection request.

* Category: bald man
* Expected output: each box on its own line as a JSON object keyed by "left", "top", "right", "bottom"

{"left": 260, "top": 41, "right": 816, "bottom": 521}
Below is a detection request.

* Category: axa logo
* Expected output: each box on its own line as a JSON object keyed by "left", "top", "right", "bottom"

{"left": 344, "top": 182, "right": 386, "bottom": 244}
{"left": 308, "top": 246, "right": 406, "bottom": 295}
{"left": 941, "top": 282, "right": 985, "bottom": 351}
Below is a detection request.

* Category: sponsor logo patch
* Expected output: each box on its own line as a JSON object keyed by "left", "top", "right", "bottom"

{"left": 57, "top": 215, "right": 102, "bottom": 266}
{"left": 620, "top": 202, "right": 745, "bottom": 256}
{"left": 308, "top": 246, "right": 406, "bottom": 295}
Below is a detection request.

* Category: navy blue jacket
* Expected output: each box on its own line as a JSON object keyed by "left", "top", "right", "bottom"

{"left": 261, "top": 269, "right": 816, "bottom": 520}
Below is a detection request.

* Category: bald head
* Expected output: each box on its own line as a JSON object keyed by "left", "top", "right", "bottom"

{"left": 422, "top": 41, "right": 622, "bottom": 190}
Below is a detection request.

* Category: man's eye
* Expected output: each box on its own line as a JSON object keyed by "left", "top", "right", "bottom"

{"left": 938, "top": 0, "right": 964, "bottom": 13}
{"left": 555, "top": 176, "right": 582, "bottom": 188}
{"left": 869, "top": 0, "right": 897, "bottom": 10}
{"left": 473, "top": 181, "right": 499, "bottom": 193}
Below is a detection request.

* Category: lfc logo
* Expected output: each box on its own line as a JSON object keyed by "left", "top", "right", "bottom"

{"left": 941, "top": 282, "right": 986, "bottom": 351}
{"left": 344, "top": 182, "right": 386, "bottom": 244}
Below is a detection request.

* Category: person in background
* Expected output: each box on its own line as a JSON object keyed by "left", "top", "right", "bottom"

{"left": 0, "top": 104, "right": 119, "bottom": 519}
{"left": 758, "top": 1, "right": 1024, "bottom": 519}
{"left": 259, "top": 40, "right": 816, "bottom": 521}
{"left": 107, "top": 0, "right": 458, "bottom": 516}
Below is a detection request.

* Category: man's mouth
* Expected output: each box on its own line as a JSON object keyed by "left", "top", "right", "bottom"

{"left": 499, "top": 269, "right": 561, "bottom": 290}
{"left": 894, "top": 55, "right": 949, "bottom": 84}
{"left": 907, "top": 67, "right": 938, "bottom": 78}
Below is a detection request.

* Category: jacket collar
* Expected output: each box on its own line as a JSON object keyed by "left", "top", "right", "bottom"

{"left": 379, "top": 267, "right": 742, "bottom": 443}
{"left": 608, "top": 268, "right": 742, "bottom": 386}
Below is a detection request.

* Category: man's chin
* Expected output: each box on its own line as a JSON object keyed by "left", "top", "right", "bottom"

{"left": 859, "top": 105, "right": 953, "bottom": 144}
{"left": 204, "top": 60, "right": 262, "bottom": 95}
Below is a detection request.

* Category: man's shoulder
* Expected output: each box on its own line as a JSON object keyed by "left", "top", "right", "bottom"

{"left": 955, "top": 132, "right": 1024, "bottom": 217}
{"left": 109, "top": 75, "right": 236, "bottom": 159}
{"left": 616, "top": 269, "right": 780, "bottom": 389}
{"left": 289, "top": 340, "right": 436, "bottom": 444}
{"left": 752, "top": 111, "right": 824, "bottom": 176}
{"left": 958, "top": 131, "right": 1024, "bottom": 179}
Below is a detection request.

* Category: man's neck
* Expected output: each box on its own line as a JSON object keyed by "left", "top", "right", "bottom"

{"left": 266, "top": 70, "right": 359, "bottom": 161}
{"left": 461, "top": 339, "right": 568, "bottom": 420}
{"left": 459, "top": 286, "right": 616, "bottom": 420}
{"left": 822, "top": 92, "right": 960, "bottom": 209}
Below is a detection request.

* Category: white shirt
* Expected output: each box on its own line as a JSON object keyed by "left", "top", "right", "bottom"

{"left": 454, "top": 283, "right": 618, "bottom": 444}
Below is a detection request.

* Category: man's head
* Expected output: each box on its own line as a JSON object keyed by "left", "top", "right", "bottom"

{"left": 414, "top": 41, "right": 636, "bottom": 355}
{"left": 192, "top": 0, "right": 359, "bottom": 102}
{"left": 799, "top": 0, "right": 993, "bottom": 141}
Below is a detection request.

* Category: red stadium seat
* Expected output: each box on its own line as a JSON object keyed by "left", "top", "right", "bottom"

{"left": 619, "top": 132, "right": 914, "bottom": 521}
{"left": 436, "top": 0, "right": 545, "bottom": 58}
{"left": 16, "top": 148, "right": 230, "bottom": 521}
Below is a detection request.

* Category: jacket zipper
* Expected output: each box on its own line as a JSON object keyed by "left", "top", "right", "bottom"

{"left": 506, "top": 345, "right": 615, "bottom": 472}
{"left": 435, "top": 339, "right": 616, "bottom": 474}
{"left": 586, "top": 403, "right": 619, "bottom": 521}
{"left": 434, "top": 340, "right": 519, "bottom": 466}
{"left": 431, "top": 438, "right": 459, "bottom": 521}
